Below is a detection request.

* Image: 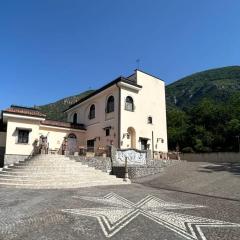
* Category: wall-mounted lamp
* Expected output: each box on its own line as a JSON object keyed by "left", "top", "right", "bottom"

{"left": 157, "top": 138, "right": 164, "bottom": 143}
{"left": 123, "top": 133, "right": 130, "bottom": 139}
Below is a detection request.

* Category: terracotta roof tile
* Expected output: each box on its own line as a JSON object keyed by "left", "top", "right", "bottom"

{"left": 41, "top": 119, "right": 86, "bottom": 130}
{"left": 4, "top": 105, "right": 46, "bottom": 118}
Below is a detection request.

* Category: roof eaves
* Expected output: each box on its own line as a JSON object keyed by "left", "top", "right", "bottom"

{"left": 135, "top": 69, "right": 165, "bottom": 82}
{"left": 2, "top": 110, "right": 46, "bottom": 119}
{"left": 64, "top": 76, "right": 122, "bottom": 112}
{"left": 10, "top": 105, "right": 39, "bottom": 111}
{"left": 120, "top": 77, "right": 142, "bottom": 88}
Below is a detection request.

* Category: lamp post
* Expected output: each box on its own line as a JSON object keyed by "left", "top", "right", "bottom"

{"left": 123, "top": 156, "right": 129, "bottom": 182}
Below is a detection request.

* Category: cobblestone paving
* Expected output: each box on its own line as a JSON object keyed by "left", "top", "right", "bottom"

{"left": 0, "top": 183, "right": 240, "bottom": 240}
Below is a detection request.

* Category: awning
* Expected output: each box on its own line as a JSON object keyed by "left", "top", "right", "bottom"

{"left": 16, "top": 127, "right": 32, "bottom": 132}
{"left": 139, "top": 137, "right": 150, "bottom": 141}
{"left": 103, "top": 126, "right": 112, "bottom": 130}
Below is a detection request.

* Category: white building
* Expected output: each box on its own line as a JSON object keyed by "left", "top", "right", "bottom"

{"left": 65, "top": 69, "right": 168, "bottom": 153}
{"left": 0, "top": 69, "right": 168, "bottom": 166}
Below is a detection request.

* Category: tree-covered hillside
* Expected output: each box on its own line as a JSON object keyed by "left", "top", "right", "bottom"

{"left": 166, "top": 66, "right": 240, "bottom": 152}
{"left": 166, "top": 66, "right": 240, "bottom": 109}
{"left": 37, "top": 90, "right": 94, "bottom": 121}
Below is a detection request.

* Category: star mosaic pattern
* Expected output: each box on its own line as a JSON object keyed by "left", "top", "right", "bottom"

{"left": 62, "top": 193, "right": 240, "bottom": 239}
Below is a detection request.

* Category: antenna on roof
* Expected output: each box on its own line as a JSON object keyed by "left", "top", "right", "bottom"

{"left": 136, "top": 59, "right": 140, "bottom": 69}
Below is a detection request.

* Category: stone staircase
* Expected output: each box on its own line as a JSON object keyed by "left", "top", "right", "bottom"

{"left": 0, "top": 154, "right": 129, "bottom": 189}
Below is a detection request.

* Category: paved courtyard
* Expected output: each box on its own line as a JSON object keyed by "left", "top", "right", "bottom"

{"left": 0, "top": 182, "right": 240, "bottom": 240}
{"left": 134, "top": 161, "right": 240, "bottom": 200}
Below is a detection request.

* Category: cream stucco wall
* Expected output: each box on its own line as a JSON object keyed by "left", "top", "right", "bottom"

{"left": 67, "top": 85, "right": 119, "bottom": 149}
{"left": 4, "top": 114, "right": 86, "bottom": 156}
{"left": 39, "top": 125, "right": 85, "bottom": 150}
{"left": 66, "top": 70, "right": 168, "bottom": 152}
{"left": 5, "top": 117, "right": 41, "bottom": 155}
{"left": 120, "top": 70, "right": 168, "bottom": 152}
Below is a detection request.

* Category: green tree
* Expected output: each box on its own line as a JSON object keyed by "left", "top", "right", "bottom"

{"left": 167, "top": 108, "right": 189, "bottom": 150}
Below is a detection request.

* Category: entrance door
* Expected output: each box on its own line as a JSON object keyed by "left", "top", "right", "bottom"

{"left": 127, "top": 127, "right": 136, "bottom": 149}
{"left": 87, "top": 139, "right": 95, "bottom": 152}
{"left": 67, "top": 134, "right": 77, "bottom": 155}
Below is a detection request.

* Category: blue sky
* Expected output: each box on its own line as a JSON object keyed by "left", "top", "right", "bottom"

{"left": 0, "top": 0, "right": 240, "bottom": 109}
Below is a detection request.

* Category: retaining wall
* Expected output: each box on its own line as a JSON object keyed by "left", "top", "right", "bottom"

{"left": 181, "top": 152, "right": 240, "bottom": 163}
{"left": 112, "top": 159, "right": 178, "bottom": 179}
{"left": 70, "top": 156, "right": 112, "bottom": 173}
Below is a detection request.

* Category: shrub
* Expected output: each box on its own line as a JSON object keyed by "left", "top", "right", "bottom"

{"left": 181, "top": 147, "right": 194, "bottom": 153}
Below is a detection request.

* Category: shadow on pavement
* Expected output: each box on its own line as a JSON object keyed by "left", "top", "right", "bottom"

{"left": 136, "top": 185, "right": 240, "bottom": 202}
{"left": 198, "top": 162, "right": 240, "bottom": 176}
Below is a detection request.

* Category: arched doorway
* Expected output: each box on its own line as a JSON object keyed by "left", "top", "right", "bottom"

{"left": 67, "top": 133, "right": 77, "bottom": 155}
{"left": 127, "top": 127, "right": 136, "bottom": 149}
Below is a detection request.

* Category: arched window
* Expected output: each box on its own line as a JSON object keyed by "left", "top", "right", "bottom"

{"left": 148, "top": 116, "right": 153, "bottom": 124}
{"left": 73, "top": 113, "right": 77, "bottom": 124}
{"left": 89, "top": 104, "right": 95, "bottom": 119}
{"left": 68, "top": 133, "right": 76, "bottom": 138}
{"left": 106, "top": 96, "right": 114, "bottom": 113}
{"left": 125, "top": 96, "right": 134, "bottom": 111}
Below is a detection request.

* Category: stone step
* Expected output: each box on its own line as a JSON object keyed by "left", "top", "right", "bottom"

{"left": 0, "top": 182, "right": 121, "bottom": 187}
{"left": 3, "top": 166, "right": 103, "bottom": 172}
{"left": 0, "top": 171, "right": 106, "bottom": 177}
{"left": 0, "top": 176, "right": 120, "bottom": 183}
{"left": 12, "top": 165, "right": 92, "bottom": 169}
{"left": 0, "top": 180, "right": 126, "bottom": 186}
{"left": 0, "top": 179, "right": 123, "bottom": 186}
{"left": 0, "top": 172, "right": 114, "bottom": 178}
{"left": 7, "top": 166, "right": 92, "bottom": 170}
{"left": 0, "top": 172, "right": 118, "bottom": 179}
{"left": 0, "top": 172, "right": 116, "bottom": 177}
{"left": 0, "top": 181, "right": 128, "bottom": 189}
{"left": 12, "top": 159, "right": 76, "bottom": 162}
{"left": 13, "top": 162, "right": 88, "bottom": 166}
{"left": 0, "top": 154, "right": 129, "bottom": 189}
{"left": 32, "top": 158, "right": 73, "bottom": 161}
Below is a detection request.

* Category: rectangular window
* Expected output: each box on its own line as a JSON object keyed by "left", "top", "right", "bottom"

{"left": 148, "top": 116, "right": 153, "bottom": 124}
{"left": 18, "top": 130, "right": 29, "bottom": 144}
{"left": 140, "top": 139, "right": 148, "bottom": 150}
{"left": 106, "top": 128, "right": 110, "bottom": 136}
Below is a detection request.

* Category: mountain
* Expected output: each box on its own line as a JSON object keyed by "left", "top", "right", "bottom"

{"left": 37, "top": 90, "right": 94, "bottom": 121}
{"left": 166, "top": 66, "right": 240, "bottom": 152}
{"left": 38, "top": 66, "right": 240, "bottom": 121}
{"left": 37, "top": 66, "right": 240, "bottom": 152}
{"left": 166, "top": 66, "right": 240, "bottom": 109}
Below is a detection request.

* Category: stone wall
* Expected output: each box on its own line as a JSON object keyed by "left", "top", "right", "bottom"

{"left": 71, "top": 146, "right": 179, "bottom": 179}
{"left": 70, "top": 156, "right": 112, "bottom": 173}
{"left": 112, "top": 166, "right": 162, "bottom": 179}
{"left": 181, "top": 152, "right": 240, "bottom": 163}
{"left": 112, "top": 159, "right": 178, "bottom": 179}
{"left": 4, "top": 154, "right": 29, "bottom": 166}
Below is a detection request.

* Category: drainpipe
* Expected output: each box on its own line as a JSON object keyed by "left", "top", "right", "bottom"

{"left": 152, "top": 131, "right": 154, "bottom": 159}
{"left": 117, "top": 84, "right": 121, "bottom": 149}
